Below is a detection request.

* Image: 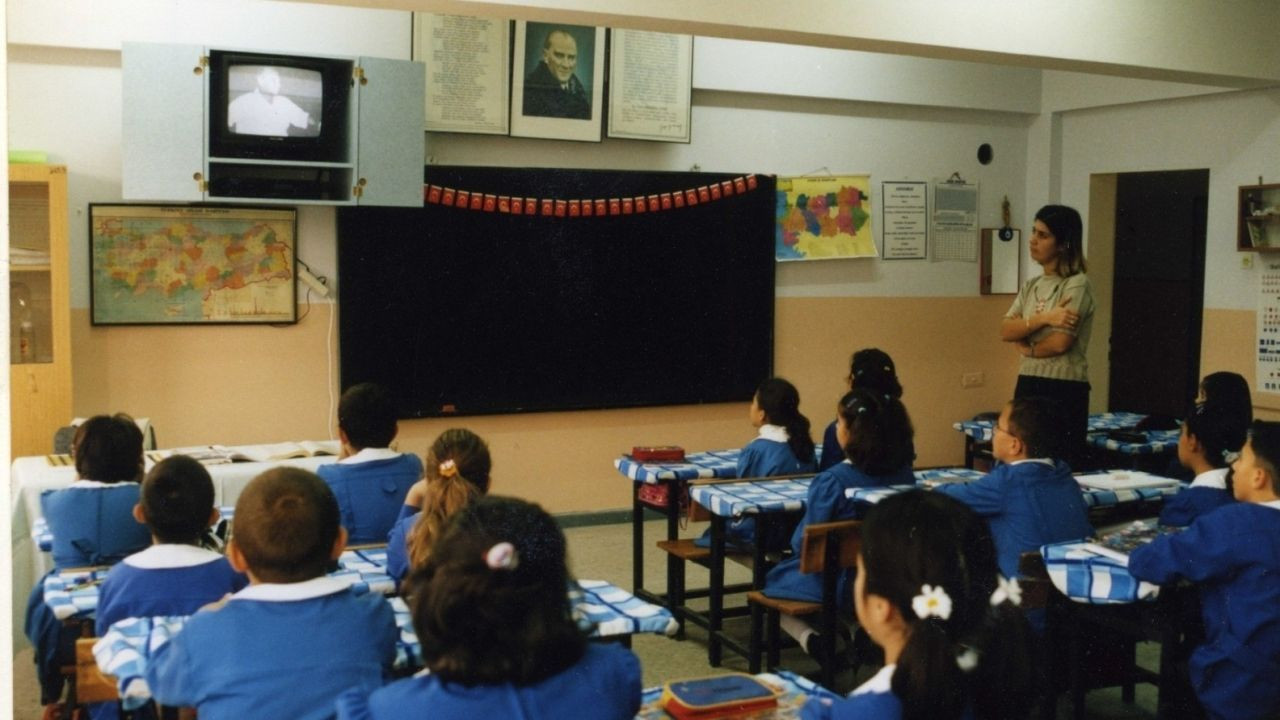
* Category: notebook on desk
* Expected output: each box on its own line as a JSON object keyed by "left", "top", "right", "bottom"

{"left": 1074, "top": 471, "right": 1179, "bottom": 491}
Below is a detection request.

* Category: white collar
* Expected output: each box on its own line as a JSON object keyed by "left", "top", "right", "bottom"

{"left": 69, "top": 479, "right": 136, "bottom": 488}
{"left": 1010, "top": 458, "right": 1055, "bottom": 467}
{"left": 124, "top": 544, "right": 224, "bottom": 569}
{"left": 1260, "top": 500, "right": 1280, "bottom": 511}
{"left": 229, "top": 575, "right": 351, "bottom": 602}
{"left": 338, "top": 447, "right": 402, "bottom": 465}
{"left": 757, "top": 424, "right": 789, "bottom": 443}
{"left": 850, "top": 663, "right": 895, "bottom": 696}
{"left": 1190, "top": 467, "right": 1229, "bottom": 490}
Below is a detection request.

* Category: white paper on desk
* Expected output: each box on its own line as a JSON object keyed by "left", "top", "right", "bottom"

{"left": 1074, "top": 471, "right": 1179, "bottom": 491}
{"left": 1081, "top": 543, "right": 1130, "bottom": 565}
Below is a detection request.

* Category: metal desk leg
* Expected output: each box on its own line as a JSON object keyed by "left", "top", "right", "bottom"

{"left": 708, "top": 514, "right": 726, "bottom": 666}
{"left": 632, "top": 482, "right": 645, "bottom": 596}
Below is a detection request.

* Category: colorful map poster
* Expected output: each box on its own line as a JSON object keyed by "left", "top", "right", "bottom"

{"left": 90, "top": 205, "right": 297, "bottom": 325}
{"left": 775, "top": 175, "right": 875, "bottom": 261}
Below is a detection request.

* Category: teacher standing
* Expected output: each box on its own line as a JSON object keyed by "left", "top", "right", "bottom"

{"left": 1000, "top": 205, "right": 1095, "bottom": 468}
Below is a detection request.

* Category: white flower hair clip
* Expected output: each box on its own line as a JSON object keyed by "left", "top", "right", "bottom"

{"left": 912, "top": 584, "right": 952, "bottom": 621}
{"left": 990, "top": 575, "right": 1022, "bottom": 607}
{"left": 484, "top": 541, "right": 519, "bottom": 570}
{"left": 955, "top": 645, "right": 980, "bottom": 673}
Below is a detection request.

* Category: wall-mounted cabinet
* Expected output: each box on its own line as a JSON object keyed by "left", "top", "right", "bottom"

{"left": 122, "top": 43, "right": 424, "bottom": 207}
{"left": 1239, "top": 183, "right": 1280, "bottom": 251}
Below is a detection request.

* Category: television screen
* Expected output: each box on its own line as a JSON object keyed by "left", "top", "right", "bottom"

{"left": 337, "top": 166, "right": 776, "bottom": 418}
{"left": 226, "top": 64, "right": 323, "bottom": 138}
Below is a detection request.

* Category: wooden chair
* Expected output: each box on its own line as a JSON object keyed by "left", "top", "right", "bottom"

{"left": 746, "top": 519, "right": 861, "bottom": 689}
{"left": 656, "top": 499, "right": 753, "bottom": 636}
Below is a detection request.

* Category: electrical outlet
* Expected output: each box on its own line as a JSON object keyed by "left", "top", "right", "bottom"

{"left": 961, "top": 372, "right": 985, "bottom": 388}
{"left": 1242, "top": 254, "right": 1254, "bottom": 269}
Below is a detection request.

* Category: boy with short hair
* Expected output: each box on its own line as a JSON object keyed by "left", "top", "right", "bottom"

{"left": 935, "top": 396, "right": 1093, "bottom": 581}
{"left": 1129, "top": 420, "right": 1280, "bottom": 720}
{"left": 318, "top": 382, "right": 423, "bottom": 543}
{"left": 92, "top": 456, "right": 248, "bottom": 720}
{"left": 147, "top": 467, "right": 397, "bottom": 720}
{"left": 1158, "top": 401, "right": 1241, "bottom": 526}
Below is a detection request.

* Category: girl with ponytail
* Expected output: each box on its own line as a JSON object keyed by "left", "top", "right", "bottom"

{"left": 385, "top": 428, "right": 492, "bottom": 586}
{"left": 803, "top": 491, "right": 1037, "bottom": 720}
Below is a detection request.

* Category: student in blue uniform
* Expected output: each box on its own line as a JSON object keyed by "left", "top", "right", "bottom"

{"left": 318, "top": 382, "right": 424, "bottom": 543}
{"left": 818, "top": 349, "right": 908, "bottom": 471}
{"left": 385, "top": 428, "right": 491, "bottom": 586}
{"left": 336, "top": 495, "right": 642, "bottom": 720}
{"left": 146, "top": 467, "right": 397, "bottom": 720}
{"left": 1129, "top": 420, "right": 1280, "bottom": 720}
{"left": 26, "top": 413, "right": 153, "bottom": 710}
{"left": 90, "top": 455, "right": 248, "bottom": 720}
{"left": 763, "top": 388, "right": 915, "bottom": 655}
{"left": 695, "top": 377, "right": 817, "bottom": 550}
{"left": 801, "top": 491, "right": 1037, "bottom": 720}
{"left": 1159, "top": 400, "right": 1243, "bottom": 526}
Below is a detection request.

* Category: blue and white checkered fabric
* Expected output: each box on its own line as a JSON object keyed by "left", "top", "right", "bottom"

{"left": 1079, "top": 485, "right": 1177, "bottom": 507}
{"left": 94, "top": 616, "right": 187, "bottom": 711}
{"left": 573, "top": 579, "right": 678, "bottom": 637}
{"left": 636, "top": 670, "right": 841, "bottom": 718}
{"left": 954, "top": 412, "right": 1150, "bottom": 442}
{"left": 387, "top": 597, "right": 423, "bottom": 670}
{"left": 1041, "top": 540, "right": 1162, "bottom": 604}
{"left": 334, "top": 548, "right": 396, "bottom": 596}
{"left": 34, "top": 506, "right": 237, "bottom": 552}
{"left": 848, "top": 468, "right": 1177, "bottom": 509}
{"left": 614, "top": 449, "right": 743, "bottom": 484}
{"left": 43, "top": 567, "right": 109, "bottom": 619}
{"left": 913, "top": 468, "right": 985, "bottom": 485}
{"left": 1086, "top": 429, "right": 1180, "bottom": 455}
{"left": 844, "top": 484, "right": 920, "bottom": 505}
{"left": 688, "top": 479, "right": 812, "bottom": 518}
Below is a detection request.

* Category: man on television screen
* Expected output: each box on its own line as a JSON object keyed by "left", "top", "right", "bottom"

{"left": 228, "top": 66, "right": 317, "bottom": 137}
{"left": 523, "top": 28, "right": 591, "bottom": 120}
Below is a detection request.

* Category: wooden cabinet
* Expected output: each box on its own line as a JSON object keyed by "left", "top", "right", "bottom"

{"left": 9, "top": 164, "right": 72, "bottom": 457}
{"left": 1239, "top": 183, "right": 1280, "bottom": 251}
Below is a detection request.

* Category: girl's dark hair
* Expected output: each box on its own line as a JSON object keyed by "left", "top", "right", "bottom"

{"left": 838, "top": 388, "right": 914, "bottom": 475}
{"left": 755, "top": 377, "right": 815, "bottom": 464}
{"left": 849, "top": 348, "right": 903, "bottom": 399}
{"left": 407, "top": 495, "right": 586, "bottom": 686}
{"left": 1184, "top": 401, "right": 1245, "bottom": 468}
{"left": 1034, "top": 204, "right": 1087, "bottom": 276}
{"left": 862, "top": 491, "right": 1037, "bottom": 720}
{"left": 407, "top": 428, "right": 492, "bottom": 570}
{"left": 1201, "top": 372, "right": 1252, "bottom": 428}
{"left": 73, "top": 414, "right": 145, "bottom": 483}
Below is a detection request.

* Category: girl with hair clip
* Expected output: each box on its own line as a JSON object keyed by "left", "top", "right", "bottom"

{"left": 336, "top": 496, "right": 642, "bottom": 720}
{"left": 763, "top": 387, "right": 915, "bottom": 658}
{"left": 696, "top": 377, "right": 817, "bottom": 550}
{"left": 818, "top": 349, "right": 909, "bottom": 471}
{"left": 803, "top": 491, "right": 1037, "bottom": 720}
{"left": 385, "top": 428, "right": 491, "bottom": 586}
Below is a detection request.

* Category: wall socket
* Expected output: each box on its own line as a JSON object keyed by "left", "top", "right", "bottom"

{"left": 1242, "top": 254, "right": 1254, "bottom": 269}
{"left": 961, "top": 371, "right": 985, "bottom": 388}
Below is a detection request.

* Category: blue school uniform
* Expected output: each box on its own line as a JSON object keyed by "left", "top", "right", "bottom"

{"left": 695, "top": 426, "right": 817, "bottom": 550}
{"left": 763, "top": 461, "right": 914, "bottom": 603}
{"left": 802, "top": 665, "right": 906, "bottom": 719}
{"left": 41, "top": 481, "right": 151, "bottom": 567}
{"left": 1158, "top": 468, "right": 1233, "bottom": 527}
{"left": 147, "top": 577, "right": 397, "bottom": 720}
{"left": 89, "top": 545, "right": 248, "bottom": 720}
{"left": 385, "top": 509, "right": 417, "bottom": 585}
{"left": 1128, "top": 501, "right": 1280, "bottom": 720}
{"left": 318, "top": 450, "right": 423, "bottom": 544}
{"left": 933, "top": 459, "right": 1092, "bottom": 580}
{"left": 334, "top": 642, "right": 641, "bottom": 720}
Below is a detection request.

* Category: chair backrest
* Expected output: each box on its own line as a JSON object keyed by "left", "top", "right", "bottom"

{"left": 799, "top": 519, "right": 861, "bottom": 575}
{"left": 1017, "top": 550, "right": 1053, "bottom": 610}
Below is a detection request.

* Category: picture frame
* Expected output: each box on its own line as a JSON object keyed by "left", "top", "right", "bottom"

{"left": 607, "top": 30, "right": 694, "bottom": 143}
{"left": 510, "top": 21, "right": 605, "bottom": 142}
{"left": 89, "top": 204, "right": 298, "bottom": 325}
{"left": 412, "top": 12, "right": 511, "bottom": 135}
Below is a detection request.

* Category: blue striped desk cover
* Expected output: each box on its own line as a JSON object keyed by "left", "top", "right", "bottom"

{"left": 33, "top": 505, "right": 237, "bottom": 553}
{"left": 954, "top": 411, "right": 1149, "bottom": 443}
{"left": 1086, "top": 429, "right": 1180, "bottom": 455}
{"left": 636, "top": 670, "right": 840, "bottom": 719}
{"left": 688, "top": 478, "right": 813, "bottom": 517}
{"left": 1041, "top": 539, "right": 1162, "bottom": 604}
{"left": 849, "top": 468, "right": 1179, "bottom": 509}
{"left": 614, "top": 446, "right": 824, "bottom": 485}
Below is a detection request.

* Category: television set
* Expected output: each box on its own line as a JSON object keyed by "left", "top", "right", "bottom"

{"left": 207, "top": 50, "right": 352, "bottom": 163}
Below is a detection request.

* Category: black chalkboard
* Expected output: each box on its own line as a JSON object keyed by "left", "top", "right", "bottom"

{"left": 337, "top": 166, "right": 775, "bottom": 418}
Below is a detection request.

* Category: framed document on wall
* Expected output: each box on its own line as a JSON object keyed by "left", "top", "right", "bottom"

{"left": 607, "top": 30, "right": 693, "bottom": 143}
{"left": 412, "top": 13, "right": 511, "bottom": 135}
{"left": 510, "top": 21, "right": 605, "bottom": 142}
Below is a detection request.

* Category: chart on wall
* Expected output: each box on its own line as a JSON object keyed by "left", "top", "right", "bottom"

{"left": 774, "top": 175, "right": 875, "bottom": 261}
{"left": 1257, "top": 259, "right": 1280, "bottom": 394}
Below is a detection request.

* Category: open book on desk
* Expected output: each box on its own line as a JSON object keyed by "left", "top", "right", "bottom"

{"left": 1082, "top": 519, "right": 1184, "bottom": 564}
{"left": 163, "top": 440, "right": 340, "bottom": 465}
{"left": 1074, "top": 470, "right": 1181, "bottom": 491}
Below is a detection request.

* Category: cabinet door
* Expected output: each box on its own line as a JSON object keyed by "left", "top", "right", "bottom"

{"left": 122, "top": 43, "right": 205, "bottom": 201}
{"left": 356, "top": 57, "right": 426, "bottom": 207}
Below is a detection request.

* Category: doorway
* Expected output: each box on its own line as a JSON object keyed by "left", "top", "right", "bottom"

{"left": 1108, "top": 169, "right": 1208, "bottom": 417}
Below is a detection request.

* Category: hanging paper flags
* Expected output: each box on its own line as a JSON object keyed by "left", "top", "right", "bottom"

{"left": 420, "top": 175, "right": 762, "bottom": 218}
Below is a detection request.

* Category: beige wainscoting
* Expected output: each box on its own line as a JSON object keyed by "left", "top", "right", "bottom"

{"left": 72, "top": 295, "right": 1024, "bottom": 513}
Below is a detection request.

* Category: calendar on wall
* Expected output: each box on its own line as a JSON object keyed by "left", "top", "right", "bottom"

{"left": 1257, "top": 260, "right": 1280, "bottom": 393}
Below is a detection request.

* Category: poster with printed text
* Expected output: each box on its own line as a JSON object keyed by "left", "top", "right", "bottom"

{"left": 775, "top": 175, "right": 875, "bottom": 261}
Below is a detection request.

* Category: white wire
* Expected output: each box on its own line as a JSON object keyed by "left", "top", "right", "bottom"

{"left": 326, "top": 295, "right": 336, "bottom": 441}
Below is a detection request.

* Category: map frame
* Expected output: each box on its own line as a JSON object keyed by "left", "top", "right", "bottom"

{"left": 88, "top": 204, "right": 298, "bottom": 326}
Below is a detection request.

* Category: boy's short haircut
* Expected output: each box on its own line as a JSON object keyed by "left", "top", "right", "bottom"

{"left": 1185, "top": 401, "right": 1246, "bottom": 469}
{"left": 1006, "top": 397, "right": 1065, "bottom": 460}
{"left": 231, "top": 468, "right": 340, "bottom": 583}
{"left": 73, "top": 414, "right": 145, "bottom": 483}
{"left": 1248, "top": 420, "right": 1280, "bottom": 488}
{"left": 337, "top": 383, "right": 398, "bottom": 450}
{"left": 142, "top": 456, "right": 216, "bottom": 544}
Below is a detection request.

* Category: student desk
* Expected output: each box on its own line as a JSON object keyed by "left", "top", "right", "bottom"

{"left": 93, "top": 578, "right": 675, "bottom": 710}
{"left": 1086, "top": 429, "right": 1181, "bottom": 471}
{"left": 953, "top": 412, "right": 1159, "bottom": 469}
{"left": 635, "top": 670, "right": 840, "bottom": 720}
{"left": 906, "top": 468, "right": 1181, "bottom": 514}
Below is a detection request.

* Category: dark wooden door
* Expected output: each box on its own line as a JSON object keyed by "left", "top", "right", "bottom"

{"left": 1109, "top": 170, "right": 1208, "bottom": 417}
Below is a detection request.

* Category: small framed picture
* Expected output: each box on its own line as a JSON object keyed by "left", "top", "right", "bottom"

{"left": 413, "top": 13, "right": 511, "bottom": 135}
{"left": 510, "top": 21, "right": 605, "bottom": 142}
